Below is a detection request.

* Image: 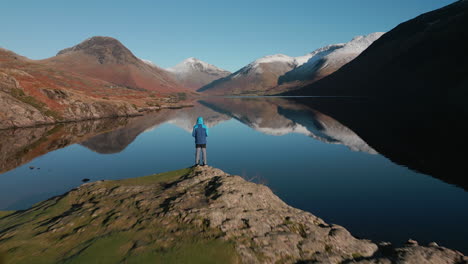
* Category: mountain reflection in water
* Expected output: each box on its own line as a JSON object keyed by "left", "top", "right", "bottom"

{"left": 1, "top": 97, "right": 466, "bottom": 189}
{"left": 0, "top": 97, "right": 375, "bottom": 162}
{"left": 1, "top": 97, "right": 467, "bottom": 253}
{"left": 199, "top": 97, "right": 377, "bottom": 154}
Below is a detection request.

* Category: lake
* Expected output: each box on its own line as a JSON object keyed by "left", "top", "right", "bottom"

{"left": 0, "top": 97, "right": 467, "bottom": 254}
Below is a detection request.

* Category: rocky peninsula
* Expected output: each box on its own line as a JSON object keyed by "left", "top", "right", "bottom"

{"left": 0, "top": 166, "right": 466, "bottom": 263}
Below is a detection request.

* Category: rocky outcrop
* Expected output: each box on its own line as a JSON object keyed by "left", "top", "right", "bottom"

{"left": 0, "top": 72, "right": 54, "bottom": 129}
{"left": 350, "top": 241, "right": 468, "bottom": 264}
{"left": 0, "top": 166, "right": 465, "bottom": 263}
{"left": 0, "top": 79, "right": 140, "bottom": 129}
{"left": 158, "top": 166, "right": 378, "bottom": 263}
{"left": 0, "top": 90, "right": 54, "bottom": 129}
{"left": 0, "top": 67, "right": 144, "bottom": 129}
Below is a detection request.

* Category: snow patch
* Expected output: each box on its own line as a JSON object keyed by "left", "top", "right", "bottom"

{"left": 281, "top": 32, "right": 385, "bottom": 81}
{"left": 294, "top": 44, "right": 345, "bottom": 66}
{"left": 167, "top": 57, "right": 229, "bottom": 74}
{"left": 139, "top": 58, "right": 156, "bottom": 67}
{"left": 236, "top": 43, "right": 349, "bottom": 76}
{"left": 251, "top": 54, "right": 296, "bottom": 65}
{"left": 331, "top": 32, "right": 384, "bottom": 55}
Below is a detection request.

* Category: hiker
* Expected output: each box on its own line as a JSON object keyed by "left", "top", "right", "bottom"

{"left": 192, "top": 116, "right": 208, "bottom": 166}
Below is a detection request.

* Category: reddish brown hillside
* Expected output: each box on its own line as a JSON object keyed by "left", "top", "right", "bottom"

{"left": 42, "top": 36, "right": 187, "bottom": 93}
{"left": 0, "top": 48, "right": 185, "bottom": 129}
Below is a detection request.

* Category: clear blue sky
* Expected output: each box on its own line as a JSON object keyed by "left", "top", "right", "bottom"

{"left": 0, "top": 0, "right": 456, "bottom": 72}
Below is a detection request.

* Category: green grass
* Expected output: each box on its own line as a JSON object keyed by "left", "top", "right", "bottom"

{"left": 63, "top": 231, "right": 238, "bottom": 264}
{"left": 146, "top": 239, "right": 239, "bottom": 264}
{"left": 107, "top": 168, "right": 191, "bottom": 187}
{"left": 0, "top": 167, "right": 240, "bottom": 264}
{"left": 0, "top": 211, "right": 14, "bottom": 218}
{"left": 9, "top": 87, "right": 62, "bottom": 120}
{"left": 64, "top": 232, "right": 133, "bottom": 264}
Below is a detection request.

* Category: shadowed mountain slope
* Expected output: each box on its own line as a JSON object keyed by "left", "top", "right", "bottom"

{"left": 285, "top": 0, "right": 468, "bottom": 110}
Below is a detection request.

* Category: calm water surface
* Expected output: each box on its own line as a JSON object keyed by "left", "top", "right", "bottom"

{"left": 1, "top": 97, "right": 467, "bottom": 253}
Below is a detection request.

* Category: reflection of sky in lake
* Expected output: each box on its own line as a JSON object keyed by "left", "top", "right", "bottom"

{"left": 0, "top": 99, "right": 467, "bottom": 254}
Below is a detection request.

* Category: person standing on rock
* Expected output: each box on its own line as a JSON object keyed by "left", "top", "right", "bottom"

{"left": 192, "top": 116, "right": 208, "bottom": 166}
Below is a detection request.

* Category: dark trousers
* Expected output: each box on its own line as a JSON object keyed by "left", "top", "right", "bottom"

{"left": 195, "top": 144, "right": 207, "bottom": 165}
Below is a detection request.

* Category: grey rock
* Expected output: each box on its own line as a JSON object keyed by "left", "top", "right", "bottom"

{"left": 1, "top": 165, "right": 465, "bottom": 264}
{"left": 156, "top": 166, "right": 467, "bottom": 263}
{"left": 0, "top": 72, "right": 140, "bottom": 129}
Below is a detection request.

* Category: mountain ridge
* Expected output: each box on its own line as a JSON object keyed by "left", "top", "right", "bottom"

{"left": 283, "top": 0, "right": 468, "bottom": 102}
{"left": 43, "top": 36, "right": 186, "bottom": 93}
{"left": 197, "top": 33, "right": 383, "bottom": 95}
{"left": 166, "top": 57, "right": 231, "bottom": 90}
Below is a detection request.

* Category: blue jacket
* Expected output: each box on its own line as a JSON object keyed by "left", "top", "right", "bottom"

{"left": 192, "top": 117, "right": 209, "bottom": 144}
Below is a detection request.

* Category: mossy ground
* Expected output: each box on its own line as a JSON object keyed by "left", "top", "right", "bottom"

{"left": 0, "top": 168, "right": 240, "bottom": 264}
{"left": 0, "top": 211, "right": 13, "bottom": 218}
{"left": 9, "top": 87, "right": 63, "bottom": 120}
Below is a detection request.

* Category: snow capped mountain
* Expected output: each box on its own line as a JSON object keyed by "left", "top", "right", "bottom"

{"left": 166, "top": 57, "right": 230, "bottom": 90}
{"left": 229, "top": 54, "right": 297, "bottom": 78}
{"left": 249, "top": 54, "right": 296, "bottom": 66}
{"left": 197, "top": 32, "right": 384, "bottom": 95}
{"left": 167, "top": 57, "right": 227, "bottom": 74}
{"left": 197, "top": 34, "right": 382, "bottom": 96}
{"left": 198, "top": 54, "right": 302, "bottom": 95}
{"left": 317, "top": 32, "right": 385, "bottom": 68}
{"left": 231, "top": 48, "right": 344, "bottom": 79}
{"left": 242, "top": 44, "right": 347, "bottom": 73}
{"left": 339, "top": 32, "right": 384, "bottom": 52}
{"left": 294, "top": 44, "right": 346, "bottom": 66}
{"left": 278, "top": 32, "right": 385, "bottom": 85}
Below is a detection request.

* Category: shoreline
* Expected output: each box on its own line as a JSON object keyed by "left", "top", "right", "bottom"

{"left": 0, "top": 103, "right": 194, "bottom": 131}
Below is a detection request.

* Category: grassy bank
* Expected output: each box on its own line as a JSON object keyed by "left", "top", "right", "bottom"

{"left": 0, "top": 168, "right": 239, "bottom": 264}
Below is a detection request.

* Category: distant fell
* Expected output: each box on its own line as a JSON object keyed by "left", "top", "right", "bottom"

{"left": 166, "top": 57, "right": 230, "bottom": 90}
{"left": 44, "top": 36, "right": 186, "bottom": 93}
